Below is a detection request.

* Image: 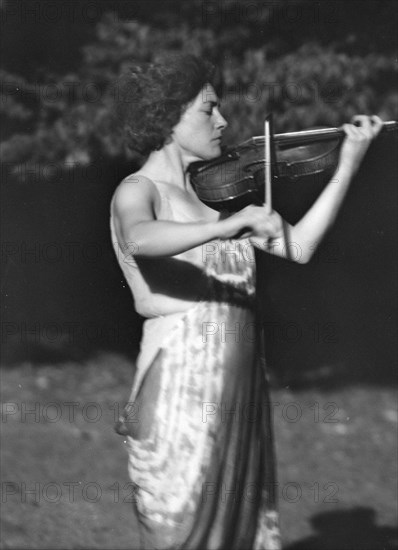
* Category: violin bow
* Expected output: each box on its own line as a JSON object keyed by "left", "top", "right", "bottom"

{"left": 264, "top": 114, "right": 273, "bottom": 214}
{"left": 264, "top": 113, "right": 292, "bottom": 259}
{"left": 264, "top": 114, "right": 275, "bottom": 252}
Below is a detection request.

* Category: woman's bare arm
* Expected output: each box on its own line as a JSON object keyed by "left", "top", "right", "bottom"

{"left": 250, "top": 116, "right": 384, "bottom": 264}
{"left": 111, "top": 176, "right": 282, "bottom": 259}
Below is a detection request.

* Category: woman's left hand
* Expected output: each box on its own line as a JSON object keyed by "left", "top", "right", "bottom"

{"left": 338, "top": 115, "right": 383, "bottom": 176}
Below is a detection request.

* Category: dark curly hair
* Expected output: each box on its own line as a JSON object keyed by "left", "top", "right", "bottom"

{"left": 114, "top": 54, "right": 221, "bottom": 156}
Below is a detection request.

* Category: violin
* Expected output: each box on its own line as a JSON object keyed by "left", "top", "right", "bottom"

{"left": 189, "top": 121, "right": 398, "bottom": 218}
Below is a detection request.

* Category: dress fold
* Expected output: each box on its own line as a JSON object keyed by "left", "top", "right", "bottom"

{"left": 110, "top": 180, "right": 281, "bottom": 549}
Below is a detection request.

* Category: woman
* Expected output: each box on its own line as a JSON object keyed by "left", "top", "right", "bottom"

{"left": 110, "top": 55, "right": 382, "bottom": 549}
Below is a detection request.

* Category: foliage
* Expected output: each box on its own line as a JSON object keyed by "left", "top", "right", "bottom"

{"left": 1, "top": 2, "right": 397, "bottom": 178}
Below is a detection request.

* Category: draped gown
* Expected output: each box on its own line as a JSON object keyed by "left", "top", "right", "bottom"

{"left": 110, "top": 176, "right": 281, "bottom": 550}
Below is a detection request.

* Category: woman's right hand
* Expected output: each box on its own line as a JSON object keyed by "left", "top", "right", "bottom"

{"left": 217, "top": 204, "right": 283, "bottom": 240}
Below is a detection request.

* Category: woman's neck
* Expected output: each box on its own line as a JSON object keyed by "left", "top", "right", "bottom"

{"left": 139, "top": 141, "right": 195, "bottom": 191}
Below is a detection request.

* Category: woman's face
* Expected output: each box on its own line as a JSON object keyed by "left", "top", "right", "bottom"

{"left": 172, "top": 83, "right": 228, "bottom": 162}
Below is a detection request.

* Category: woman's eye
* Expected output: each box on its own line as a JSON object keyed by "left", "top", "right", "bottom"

{"left": 204, "top": 110, "right": 212, "bottom": 115}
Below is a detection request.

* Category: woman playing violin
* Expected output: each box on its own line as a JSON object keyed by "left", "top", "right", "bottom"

{"left": 110, "top": 54, "right": 382, "bottom": 550}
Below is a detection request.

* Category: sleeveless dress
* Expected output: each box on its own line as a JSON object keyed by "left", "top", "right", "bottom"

{"left": 110, "top": 177, "right": 281, "bottom": 550}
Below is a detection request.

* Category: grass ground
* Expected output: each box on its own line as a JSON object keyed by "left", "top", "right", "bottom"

{"left": 1, "top": 352, "right": 397, "bottom": 549}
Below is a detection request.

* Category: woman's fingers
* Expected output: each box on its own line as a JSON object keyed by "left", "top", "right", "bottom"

{"left": 252, "top": 208, "right": 282, "bottom": 239}
{"left": 350, "top": 114, "right": 383, "bottom": 138}
{"left": 370, "top": 115, "right": 384, "bottom": 136}
{"left": 342, "top": 123, "right": 364, "bottom": 140}
{"left": 339, "top": 115, "right": 384, "bottom": 176}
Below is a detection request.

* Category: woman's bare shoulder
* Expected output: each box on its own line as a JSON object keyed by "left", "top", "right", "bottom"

{"left": 111, "top": 172, "right": 160, "bottom": 216}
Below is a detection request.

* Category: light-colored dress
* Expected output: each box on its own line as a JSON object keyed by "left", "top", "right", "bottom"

{"left": 110, "top": 177, "right": 281, "bottom": 550}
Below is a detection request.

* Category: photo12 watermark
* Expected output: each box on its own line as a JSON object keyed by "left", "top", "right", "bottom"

{"left": 201, "top": 480, "right": 339, "bottom": 504}
{"left": 201, "top": 1, "right": 340, "bottom": 27}
{"left": 1, "top": 400, "right": 140, "bottom": 425}
{"left": 201, "top": 320, "right": 339, "bottom": 344}
{"left": 1, "top": 241, "right": 106, "bottom": 265}
{"left": 201, "top": 400, "right": 341, "bottom": 425}
{"left": 1, "top": 321, "right": 121, "bottom": 347}
{"left": 1, "top": 480, "right": 140, "bottom": 504}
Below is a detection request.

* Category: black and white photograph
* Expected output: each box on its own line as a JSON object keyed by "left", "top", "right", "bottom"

{"left": 1, "top": 1, "right": 397, "bottom": 549}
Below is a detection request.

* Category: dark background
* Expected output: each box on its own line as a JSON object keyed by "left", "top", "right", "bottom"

{"left": 1, "top": 3, "right": 397, "bottom": 550}
{"left": 1, "top": 0, "right": 397, "bottom": 387}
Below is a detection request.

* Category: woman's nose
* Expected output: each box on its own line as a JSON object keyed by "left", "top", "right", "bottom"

{"left": 216, "top": 111, "right": 228, "bottom": 130}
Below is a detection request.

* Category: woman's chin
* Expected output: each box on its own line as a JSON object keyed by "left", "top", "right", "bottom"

{"left": 207, "top": 145, "right": 222, "bottom": 159}
{"left": 189, "top": 145, "right": 222, "bottom": 163}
